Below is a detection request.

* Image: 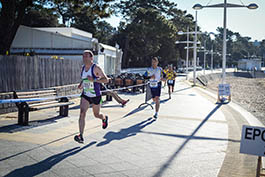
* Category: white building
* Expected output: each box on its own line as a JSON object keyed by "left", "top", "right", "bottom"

{"left": 10, "top": 25, "right": 122, "bottom": 75}
{"left": 238, "top": 59, "right": 262, "bottom": 71}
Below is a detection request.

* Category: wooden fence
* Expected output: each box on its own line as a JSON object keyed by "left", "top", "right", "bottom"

{"left": 0, "top": 56, "right": 83, "bottom": 92}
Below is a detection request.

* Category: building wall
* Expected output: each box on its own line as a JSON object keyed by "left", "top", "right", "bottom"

{"left": 238, "top": 59, "right": 262, "bottom": 71}
{"left": 10, "top": 26, "right": 122, "bottom": 75}
{"left": 11, "top": 26, "right": 93, "bottom": 49}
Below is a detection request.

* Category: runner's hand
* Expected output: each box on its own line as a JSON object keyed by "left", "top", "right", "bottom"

{"left": 150, "top": 75, "right": 155, "bottom": 79}
{"left": 78, "top": 83, "right": 83, "bottom": 89}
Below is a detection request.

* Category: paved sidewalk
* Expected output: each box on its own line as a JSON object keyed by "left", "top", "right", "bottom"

{"left": 0, "top": 78, "right": 259, "bottom": 177}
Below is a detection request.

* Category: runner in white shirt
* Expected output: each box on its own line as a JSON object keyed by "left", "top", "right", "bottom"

{"left": 145, "top": 57, "right": 166, "bottom": 118}
{"left": 74, "top": 50, "right": 110, "bottom": 143}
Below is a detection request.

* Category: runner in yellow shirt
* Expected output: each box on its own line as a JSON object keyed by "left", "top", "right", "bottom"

{"left": 163, "top": 66, "right": 168, "bottom": 88}
{"left": 166, "top": 65, "right": 177, "bottom": 99}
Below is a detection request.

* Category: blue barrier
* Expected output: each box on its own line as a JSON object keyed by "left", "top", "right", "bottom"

{"left": 0, "top": 83, "right": 147, "bottom": 104}
{"left": 0, "top": 94, "right": 80, "bottom": 104}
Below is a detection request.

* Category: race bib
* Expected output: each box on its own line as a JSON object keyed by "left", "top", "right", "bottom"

{"left": 168, "top": 80, "right": 174, "bottom": 84}
{"left": 83, "top": 79, "right": 95, "bottom": 94}
{"left": 150, "top": 80, "right": 158, "bottom": 88}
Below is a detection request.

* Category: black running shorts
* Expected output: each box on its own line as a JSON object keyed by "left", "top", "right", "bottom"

{"left": 81, "top": 94, "right": 102, "bottom": 105}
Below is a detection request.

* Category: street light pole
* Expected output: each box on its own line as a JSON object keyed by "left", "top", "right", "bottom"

{"left": 222, "top": 0, "right": 227, "bottom": 84}
{"left": 203, "top": 40, "right": 206, "bottom": 75}
{"left": 193, "top": 1, "right": 258, "bottom": 84}
{"left": 186, "top": 27, "right": 189, "bottom": 80}
{"left": 193, "top": 11, "right": 198, "bottom": 85}
{"left": 211, "top": 44, "right": 214, "bottom": 72}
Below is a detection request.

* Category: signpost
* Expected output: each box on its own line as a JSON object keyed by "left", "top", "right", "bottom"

{"left": 240, "top": 125, "right": 265, "bottom": 177}
{"left": 218, "top": 84, "right": 231, "bottom": 102}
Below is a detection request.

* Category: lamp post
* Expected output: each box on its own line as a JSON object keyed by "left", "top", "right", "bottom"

{"left": 193, "top": 1, "right": 258, "bottom": 84}
{"left": 211, "top": 47, "right": 214, "bottom": 72}
{"left": 176, "top": 27, "right": 191, "bottom": 80}
{"left": 176, "top": 35, "right": 201, "bottom": 81}
{"left": 209, "top": 32, "right": 216, "bottom": 73}
{"left": 193, "top": 11, "right": 198, "bottom": 85}
{"left": 203, "top": 40, "right": 206, "bottom": 75}
{"left": 186, "top": 27, "right": 189, "bottom": 79}
{"left": 177, "top": 11, "right": 200, "bottom": 85}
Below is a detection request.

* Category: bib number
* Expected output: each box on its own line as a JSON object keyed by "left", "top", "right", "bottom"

{"left": 168, "top": 80, "right": 174, "bottom": 84}
{"left": 83, "top": 79, "right": 95, "bottom": 94}
{"left": 150, "top": 80, "right": 158, "bottom": 88}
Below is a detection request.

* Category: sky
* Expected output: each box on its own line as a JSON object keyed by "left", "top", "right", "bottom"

{"left": 105, "top": 0, "right": 265, "bottom": 41}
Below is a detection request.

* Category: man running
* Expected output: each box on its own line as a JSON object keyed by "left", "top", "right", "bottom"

{"left": 166, "top": 65, "right": 177, "bottom": 99}
{"left": 145, "top": 57, "right": 165, "bottom": 118}
{"left": 163, "top": 66, "right": 168, "bottom": 88}
{"left": 74, "top": 50, "right": 110, "bottom": 143}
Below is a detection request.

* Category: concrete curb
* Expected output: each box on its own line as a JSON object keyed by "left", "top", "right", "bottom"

{"left": 186, "top": 80, "right": 265, "bottom": 171}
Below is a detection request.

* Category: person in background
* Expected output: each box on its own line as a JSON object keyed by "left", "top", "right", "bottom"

{"left": 100, "top": 84, "right": 130, "bottom": 107}
{"left": 166, "top": 65, "right": 177, "bottom": 99}
{"left": 163, "top": 66, "right": 168, "bottom": 88}
{"left": 144, "top": 57, "right": 166, "bottom": 118}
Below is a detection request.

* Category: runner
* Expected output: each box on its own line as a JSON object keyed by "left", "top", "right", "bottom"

{"left": 163, "top": 66, "right": 168, "bottom": 88}
{"left": 166, "top": 65, "right": 177, "bottom": 99}
{"left": 145, "top": 57, "right": 165, "bottom": 119}
{"left": 74, "top": 50, "right": 110, "bottom": 143}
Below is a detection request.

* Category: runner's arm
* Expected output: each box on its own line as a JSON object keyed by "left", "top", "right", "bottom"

{"left": 143, "top": 71, "right": 152, "bottom": 79}
{"left": 94, "top": 66, "right": 110, "bottom": 84}
{"left": 78, "top": 80, "right": 83, "bottom": 89}
{"left": 161, "top": 69, "right": 166, "bottom": 81}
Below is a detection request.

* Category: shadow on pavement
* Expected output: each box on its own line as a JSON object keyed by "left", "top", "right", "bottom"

{"left": 97, "top": 118, "right": 155, "bottom": 147}
{"left": 174, "top": 87, "right": 192, "bottom": 93}
{"left": 3, "top": 141, "right": 96, "bottom": 177}
{"left": 0, "top": 115, "right": 66, "bottom": 133}
{"left": 142, "top": 131, "right": 240, "bottom": 143}
{"left": 152, "top": 103, "right": 223, "bottom": 177}
{"left": 0, "top": 132, "right": 81, "bottom": 162}
{"left": 160, "top": 98, "right": 170, "bottom": 104}
{"left": 123, "top": 105, "right": 150, "bottom": 118}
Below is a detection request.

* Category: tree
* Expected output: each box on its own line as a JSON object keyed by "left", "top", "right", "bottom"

{"left": 0, "top": 0, "right": 115, "bottom": 54}
{"left": 94, "top": 21, "right": 116, "bottom": 44}
{"left": 45, "top": 0, "right": 115, "bottom": 26}
{"left": 22, "top": 5, "right": 59, "bottom": 27}
{"left": 113, "top": 0, "right": 196, "bottom": 68}
{"left": 114, "top": 8, "right": 178, "bottom": 68}
{"left": 114, "top": 0, "right": 177, "bottom": 19}
{"left": 0, "top": 0, "right": 33, "bottom": 55}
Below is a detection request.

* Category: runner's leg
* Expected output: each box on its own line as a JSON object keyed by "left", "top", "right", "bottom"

{"left": 75, "top": 97, "right": 89, "bottom": 143}
{"left": 155, "top": 96, "right": 160, "bottom": 113}
{"left": 79, "top": 97, "right": 89, "bottom": 135}
{"left": 92, "top": 104, "right": 105, "bottom": 120}
{"left": 92, "top": 103, "right": 108, "bottom": 129}
{"left": 168, "top": 85, "right": 171, "bottom": 99}
{"left": 107, "top": 91, "right": 122, "bottom": 103}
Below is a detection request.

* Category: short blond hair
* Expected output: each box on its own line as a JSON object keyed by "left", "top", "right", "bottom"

{"left": 83, "top": 50, "right": 94, "bottom": 57}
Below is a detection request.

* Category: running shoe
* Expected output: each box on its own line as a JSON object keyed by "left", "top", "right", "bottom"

{"left": 74, "top": 134, "right": 84, "bottom": 143}
{"left": 102, "top": 116, "right": 108, "bottom": 129}
{"left": 121, "top": 99, "right": 130, "bottom": 107}
{"left": 153, "top": 113, "right": 158, "bottom": 119}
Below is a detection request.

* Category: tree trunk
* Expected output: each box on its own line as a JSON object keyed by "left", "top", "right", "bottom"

{"left": 0, "top": 0, "right": 33, "bottom": 55}
{"left": 122, "top": 35, "right": 130, "bottom": 68}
